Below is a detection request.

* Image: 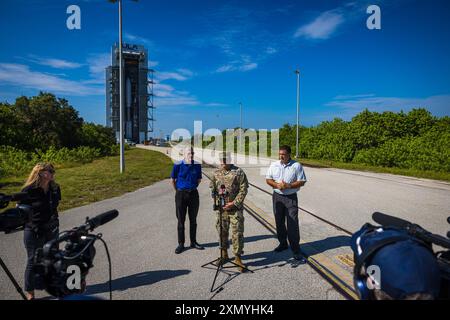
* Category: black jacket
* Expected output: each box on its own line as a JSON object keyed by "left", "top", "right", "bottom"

{"left": 19, "top": 184, "right": 61, "bottom": 230}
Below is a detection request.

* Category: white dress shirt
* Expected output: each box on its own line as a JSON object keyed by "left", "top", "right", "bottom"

{"left": 266, "top": 159, "right": 307, "bottom": 195}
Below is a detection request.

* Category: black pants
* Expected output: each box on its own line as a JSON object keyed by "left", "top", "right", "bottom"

{"left": 175, "top": 189, "right": 199, "bottom": 245}
{"left": 23, "top": 227, "right": 58, "bottom": 291}
{"left": 272, "top": 192, "right": 300, "bottom": 253}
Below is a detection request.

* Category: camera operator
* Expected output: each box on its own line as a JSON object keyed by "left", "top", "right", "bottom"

{"left": 19, "top": 163, "right": 61, "bottom": 300}
{"left": 350, "top": 223, "right": 441, "bottom": 300}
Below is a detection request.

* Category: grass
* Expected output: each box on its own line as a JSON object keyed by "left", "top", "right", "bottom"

{"left": 0, "top": 148, "right": 173, "bottom": 211}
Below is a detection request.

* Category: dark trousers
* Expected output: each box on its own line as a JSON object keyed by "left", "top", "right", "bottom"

{"left": 23, "top": 227, "right": 58, "bottom": 291}
{"left": 175, "top": 189, "right": 199, "bottom": 245}
{"left": 272, "top": 192, "right": 300, "bottom": 253}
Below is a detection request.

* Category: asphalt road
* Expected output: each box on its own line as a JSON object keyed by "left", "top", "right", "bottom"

{"left": 0, "top": 178, "right": 343, "bottom": 300}
{"left": 176, "top": 145, "right": 450, "bottom": 237}
{"left": 2, "top": 145, "right": 448, "bottom": 300}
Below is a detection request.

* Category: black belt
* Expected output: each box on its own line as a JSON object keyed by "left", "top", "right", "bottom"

{"left": 274, "top": 192, "right": 297, "bottom": 197}
{"left": 177, "top": 189, "right": 197, "bottom": 192}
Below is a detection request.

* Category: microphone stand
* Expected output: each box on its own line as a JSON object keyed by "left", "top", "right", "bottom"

{"left": 0, "top": 257, "right": 27, "bottom": 300}
{"left": 201, "top": 189, "right": 253, "bottom": 293}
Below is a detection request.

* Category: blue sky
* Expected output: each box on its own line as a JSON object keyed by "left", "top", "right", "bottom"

{"left": 0, "top": 0, "right": 449, "bottom": 138}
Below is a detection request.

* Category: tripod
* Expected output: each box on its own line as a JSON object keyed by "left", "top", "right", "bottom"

{"left": 0, "top": 256, "right": 27, "bottom": 300}
{"left": 201, "top": 188, "right": 253, "bottom": 293}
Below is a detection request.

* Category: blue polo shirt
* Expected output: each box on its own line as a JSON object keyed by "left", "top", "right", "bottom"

{"left": 171, "top": 160, "right": 202, "bottom": 190}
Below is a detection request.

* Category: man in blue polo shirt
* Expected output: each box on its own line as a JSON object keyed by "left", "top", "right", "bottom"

{"left": 171, "top": 146, "right": 204, "bottom": 254}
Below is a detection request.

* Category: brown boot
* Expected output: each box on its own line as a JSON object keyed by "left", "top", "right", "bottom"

{"left": 234, "top": 254, "right": 246, "bottom": 273}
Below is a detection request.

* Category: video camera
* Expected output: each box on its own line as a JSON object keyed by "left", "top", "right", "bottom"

{"left": 0, "top": 192, "right": 33, "bottom": 233}
{"left": 0, "top": 192, "right": 119, "bottom": 300}
{"left": 33, "top": 209, "right": 118, "bottom": 298}
{"left": 353, "top": 212, "right": 450, "bottom": 299}
{"left": 212, "top": 184, "right": 229, "bottom": 211}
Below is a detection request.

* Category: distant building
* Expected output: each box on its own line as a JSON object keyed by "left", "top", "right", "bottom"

{"left": 106, "top": 43, "right": 155, "bottom": 143}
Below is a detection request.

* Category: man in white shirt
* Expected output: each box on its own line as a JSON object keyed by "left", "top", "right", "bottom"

{"left": 265, "top": 145, "right": 307, "bottom": 261}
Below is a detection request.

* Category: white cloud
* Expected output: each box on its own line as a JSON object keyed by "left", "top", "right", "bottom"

{"left": 26, "top": 55, "right": 83, "bottom": 69}
{"left": 153, "top": 79, "right": 199, "bottom": 106}
{"left": 155, "top": 69, "right": 195, "bottom": 82}
{"left": 156, "top": 96, "right": 200, "bottom": 107}
{"left": 265, "top": 47, "right": 278, "bottom": 55}
{"left": 334, "top": 94, "right": 376, "bottom": 100}
{"left": 124, "top": 32, "right": 154, "bottom": 46}
{"left": 149, "top": 60, "right": 159, "bottom": 68}
{"left": 177, "top": 68, "right": 194, "bottom": 77}
{"left": 216, "top": 65, "right": 234, "bottom": 73}
{"left": 156, "top": 72, "right": 188, "bottom": 81}
{"left": 205, "top": 102, "right": 229, "bottom": 107}
{"left": 153, "top": 77, "right": 225, "bottom": 108}
{"left": 240, "top": 63, "right": 258, "bottom": 71}
{"left": 294, "top": 10, "right": 344, "bottom": 40}
{"left": 215, "top": 55, "right": 258, "bottom": 73}
{"left": 87, "top": 53, "right": 110, "bottom": 75}
{"left": 83, "top": 53, "right": 111, "bottom": 85}
{"left": 326, "top": 94, "right": 450, "bottom": 117}
{"left": 153, "top": 83, "right": 176, "bottom": 98}
{"left": 0, "top": 63, "right": 103, "bottom": 96}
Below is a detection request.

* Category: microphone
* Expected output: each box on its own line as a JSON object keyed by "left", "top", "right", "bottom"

{"left": 372, "top": 212, "right": 410, "bottom": 228}
{"left": 219, "top": 185, "right": 227, "bottom": 206}
{"left": 372, "top": 212, "right": 450, "bottom": 249}
{"left": 85, "top": 209, "right": 119, "bottom": 230}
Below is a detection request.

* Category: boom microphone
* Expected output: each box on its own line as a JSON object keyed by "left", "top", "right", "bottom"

{"left": 372, "top": 212, "right": 450, "bottom": 249}
{"left": 372, "top": 212, "right": 410, "bottom": 229}
{"left": 85, "top": 209, "right": 119, "bottom": 230}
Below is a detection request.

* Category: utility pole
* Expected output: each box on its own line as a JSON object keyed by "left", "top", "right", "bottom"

{"left": 239, "top": 102, "right": 243, "bottom": 151}
{"left": 118, "top": 0, "right": 125, "bottom": 173}
{"left": 110, "top": 0, "right": 138, "bottom": 172}
{"left": 295, "top": 69, "right": 300, "bottom": 159}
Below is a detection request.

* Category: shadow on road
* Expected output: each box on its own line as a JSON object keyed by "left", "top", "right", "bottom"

{"left": 301, "top": 235, "right": 350, "bottom": 255}
{"left": 243, "top": 235, "right": 350, "bottom": 270}
{"left": 200, "top": 234, "right": 274, "bottom": 248}
{"left": 243, "top": 249, "right": 306, "bottom": 270}
{"left": 85, "top": 269, "right": 191, "bottom": 295}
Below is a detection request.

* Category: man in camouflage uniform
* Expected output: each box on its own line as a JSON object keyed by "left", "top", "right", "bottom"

{"left": 209, "top": 152, "right": 249, "bottom": 272}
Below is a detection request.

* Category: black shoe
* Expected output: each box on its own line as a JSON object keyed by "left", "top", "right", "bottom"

{"left": 175, "top": 244, "right": 185, "bottom": 254}
{"left": 293, "top": 252, "right": 306, "bottom": 262}
{"left": 274, "top": 243, "right": 289, "bottom": 252}
{"left": 190, "top": 242, "right": 205, "bottom": 250}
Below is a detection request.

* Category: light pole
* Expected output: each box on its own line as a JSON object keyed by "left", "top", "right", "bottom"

{"left": 109, "top": 0, "right": 138, "bottom": 173}
{"left": 109, "top": 0, "right": 125, "bottom": 173}
{"left": 239, "top": 102, "right": 243, "bottom": 151}
{"left": 295, "top": 69, "right": 300, "bottom": 159}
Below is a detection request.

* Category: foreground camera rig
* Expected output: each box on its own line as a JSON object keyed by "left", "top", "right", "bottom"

{"left": 0, "top": 192, "right": 119, "bottom": 300}
{"left": 354, "top": 212, "right": 450, "bottom": 299}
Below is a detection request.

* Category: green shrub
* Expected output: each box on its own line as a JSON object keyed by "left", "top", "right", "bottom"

{"left": 0, "top": 146, "right": 108, "bottom": 178}
{"left": 280, "top": 109, "right": 449, "bottom": 173}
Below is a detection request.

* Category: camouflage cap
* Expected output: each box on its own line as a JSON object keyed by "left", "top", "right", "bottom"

{"left": 219, "top": 151, "right": 232, "bottom": 163}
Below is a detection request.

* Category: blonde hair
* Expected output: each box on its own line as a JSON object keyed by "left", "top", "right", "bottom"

{"left": 24, "top": 163, "right": 56, "bottom": 189}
